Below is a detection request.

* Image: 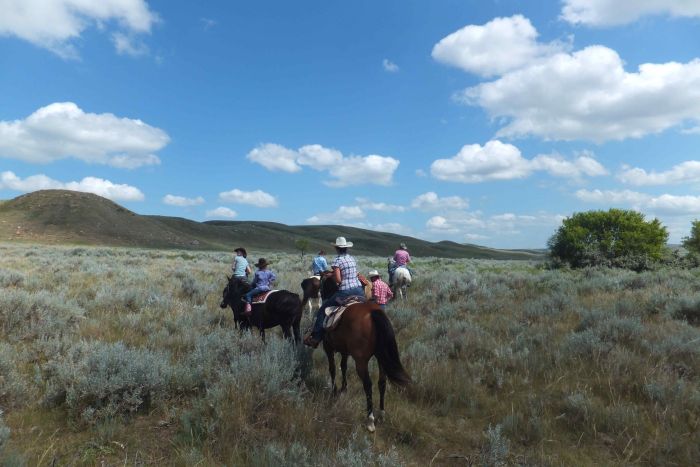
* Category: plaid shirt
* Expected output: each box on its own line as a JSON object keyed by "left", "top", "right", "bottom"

{"left": 332, "top": 254, "right": 362, "bottom": 291}
{"left": 371, "top": 278, "right": 393, "bottom": 305}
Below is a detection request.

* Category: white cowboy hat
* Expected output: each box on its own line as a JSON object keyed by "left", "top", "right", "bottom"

{"left": 332, "top": 236, "right": 353, "bottom": 248}
{"left": 368, "top": 270, "right": 380, "bottom": 277}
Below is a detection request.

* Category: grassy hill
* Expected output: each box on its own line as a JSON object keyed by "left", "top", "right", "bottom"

{"left": 0, "top": 190, "right": 542, "bottom": 259}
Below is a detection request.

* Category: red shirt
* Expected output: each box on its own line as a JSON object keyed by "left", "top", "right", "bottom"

{"left": 394, "top": 249, "right": 410, "bottom": 266}
{"left": 371, "top": 278, "right": 393, "bottom": 305}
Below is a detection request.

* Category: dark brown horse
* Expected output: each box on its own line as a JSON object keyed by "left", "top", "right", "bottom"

{"left": 320, "top": 276, "right": 411, "bottom": 431}
{"left": 300, "top": 276, "right": 321, "bottom": 315}
{"left": 220, "top": 276, "right": 302, "bottom": 343}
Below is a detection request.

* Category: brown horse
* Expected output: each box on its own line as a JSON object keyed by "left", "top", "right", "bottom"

{"left": 300, "top": 276, "right": 321, "bottom": 315}
{"left": 320, "top": 276, "right": 411, "bottom": 432}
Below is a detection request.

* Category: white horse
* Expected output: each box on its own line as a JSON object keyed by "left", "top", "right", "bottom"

{"left": 388, "top": 259, "right": 411, "bottom": 300}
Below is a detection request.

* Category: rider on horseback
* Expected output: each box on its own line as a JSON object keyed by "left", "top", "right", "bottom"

{"left": 244, "top": 258, "right": 276, "bottom": 316}
{"left": 311, "top": 249, "right": 329, "bottom": 276}
{"left": 303, "top": 237, "right": 364, "bottom": 348}
{"left": 232, "top": 247, "right": 252, "bottom": 282}
{"left": 389, "top": 242, "right": 411, "bottom": 283}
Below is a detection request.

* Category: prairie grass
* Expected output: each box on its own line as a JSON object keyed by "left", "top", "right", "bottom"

{"left": 0, "top": 242, "right": 698, "bottom": 465}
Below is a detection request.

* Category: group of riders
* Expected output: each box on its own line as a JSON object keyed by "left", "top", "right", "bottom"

{"left": 229, "top": 237, "right": 412, "bottom": 348}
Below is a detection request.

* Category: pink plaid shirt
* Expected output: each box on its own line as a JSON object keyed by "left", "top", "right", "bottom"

{"left": 371, "top": 278, "right": 393, "bottom": 305}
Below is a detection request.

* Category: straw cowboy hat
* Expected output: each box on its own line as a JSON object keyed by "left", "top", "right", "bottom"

{"left": 368, "top": 270, "right": 380, "bottom": 278}
{"left": 254, "top": 258, "right": 270, "bottom": 268}
{"left": 234, "top": 247, "right": 247, "bottom": 257}
{"left": 399, "top": 242, "right": 407, "bottom": 250}
{"left": 332, "top": 236, "right": 353, "bottom": 248}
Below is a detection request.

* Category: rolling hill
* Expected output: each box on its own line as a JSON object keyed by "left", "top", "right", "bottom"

{"left": 0, "top": 190, "right": 542, "bottom": 259}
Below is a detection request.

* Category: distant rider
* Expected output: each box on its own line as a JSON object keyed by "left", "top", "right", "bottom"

{"left": 368, "top": 270, "right": 393, "bottom": 310}
{"left": 389, "top": 242, "right": 411, "bottom": 283}
{"left": 304, "top": 237, "right": 364, "bottom": 348}
{"left": 311, "top": 249, "right": 329, "bottom": 276}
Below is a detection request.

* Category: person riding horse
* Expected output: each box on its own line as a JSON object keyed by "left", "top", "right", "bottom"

{"left": 231, "top": 247, "right": 252, "bottom": 282}
{"left": 311, "top": 249, "right": 329, "bottom": 276}
{"left": 389, "top": 242, "right": 411, "bottom": 283}
{"left": 303, "top": 236, "right": 364, "bottom": 348}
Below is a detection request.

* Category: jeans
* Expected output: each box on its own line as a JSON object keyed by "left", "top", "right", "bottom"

{"left": 312, "top": 286, "right": 365, "bottom": 339}
{"left": 245, "top": 287, "right": 269, "bottom": 304}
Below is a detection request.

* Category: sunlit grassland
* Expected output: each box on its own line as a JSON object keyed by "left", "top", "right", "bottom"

{"left": 0, "top": 242, "right": 699, "bottom": 465}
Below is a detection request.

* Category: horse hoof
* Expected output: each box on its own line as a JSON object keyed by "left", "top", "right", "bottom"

{"left": 366, "top": 413, "right": 376, "bottom": 432}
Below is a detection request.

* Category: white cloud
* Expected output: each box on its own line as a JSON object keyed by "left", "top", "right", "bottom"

{"left": 431, "top": 140, "right": 531, "bottom": 183}
{"left": 411, "top": 192, "right": 469, "bottom": 211}
{"left": 306, "top": 205, "right": 366, "bottom": 224}
{"left": 382, "top": 59, "right": 399, "bottom": 73}
{"left": 246, "top": 143, "right": 301, "bottom": 173}
{"left": 0, "top": 0, "right": 158, "bottom": 58}
{"left": 426, "top": 210, "right": 563, "bottom": 236}
{"left": 297, "top": 144, "right": 343, "bottom": 170}
{"left": 617, "top": 161, "right": 700, "bottom": 186}
{"left": 206, "top": 207, "right": 237, "bottom": 219}
{"left": 575, "top": 188, "right": 700, "bottom": 215}
{"left": 575, "top": 188, "right": 650, "bottom": 205}
{"left": 432, "top": 15, "right": 566, "bottom": 77}
{"left": 0, "top": 171, "right": 144, "bottom": 201}
{"left": 162, "top": 194, "right": 204, "bottom": 207}
{"left": 531, "top": 152, "right": 608, "bottom": 178}
{"left": 111, "top": 32, "right": 149, "bottom": 57}
{"left": 355, "top": 198, "right": 406, "bottom": 212}
{"left": 247, "top": 143, "right": 400, "bottom": 187}
{"left": 218, "top": 188, "right": 278, "bottom": 208}
{"left": 459, "top": 43, "right": 700, "bottom": 142}
{"left": 200, "top": 18, "right": 217, "bottom": 30}
{"left": 0, "top": 102, "right": 168, "bottom": 168}
{"left": 561, "top": 0, "right": 700, "bottom": 26}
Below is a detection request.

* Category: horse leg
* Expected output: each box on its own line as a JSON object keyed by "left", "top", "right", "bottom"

{"left": 325, "top": 345, "right": 337, "bottom": 395}
{"left": 292, "top": 319, "right": 301, "bottom": 345}
{"left": 340, "top": 353, "right": 349, "bottom": 392}
{"left": 378, "top": 363, "right": 387, "bottom": 422}
{"left": 281, "top": 323, "right": 292, "bottom": 341}
{"left": 355, "top": 357, "right": 375, "bottom": 432}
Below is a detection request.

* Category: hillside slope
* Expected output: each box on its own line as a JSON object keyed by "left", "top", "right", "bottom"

{"left": 0, "top": 190, "right": 542, "bottom": 259}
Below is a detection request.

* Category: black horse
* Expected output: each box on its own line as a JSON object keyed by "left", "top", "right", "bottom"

{"left": 220, "top": 276, "right": 302, "bottom": 343}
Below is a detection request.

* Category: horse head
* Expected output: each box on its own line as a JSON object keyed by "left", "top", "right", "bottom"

{"left": 220, "top": 276, "right": 250, "bottom": 308}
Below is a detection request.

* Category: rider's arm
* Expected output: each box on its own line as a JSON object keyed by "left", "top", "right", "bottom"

{"left": 333, "top": 266, "right": 341, "bottom": 285}
{"left": 245, "top": 265, "right": 252, "bottom": 275}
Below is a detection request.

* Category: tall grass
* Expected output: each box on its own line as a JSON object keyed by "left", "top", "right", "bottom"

{"left": 0, "top": 242, "right": 698, "bottom": 465}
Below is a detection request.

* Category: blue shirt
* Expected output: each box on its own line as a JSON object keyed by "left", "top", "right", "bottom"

{"left": 232, "top": 256, "right": 249, "bottom": 277}
{"left": 252, "top": 269, "right": 276, "bottom": 290}
{"left": 312, "top": 255, "right": 329, "bottom": 275}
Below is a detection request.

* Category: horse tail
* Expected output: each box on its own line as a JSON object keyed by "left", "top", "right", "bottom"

{"left": 371, "top": 308, "right": 411, "bottom": 387}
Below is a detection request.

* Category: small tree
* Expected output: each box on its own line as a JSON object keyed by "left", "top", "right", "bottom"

{"left": 548, "top": 208, "right": 668, "bottom": 269}
{"left": 295, "top": 238, "right": 310, "bottom": 259}
{"left": 682, "top": 220, "right": 700, "bottom": 254}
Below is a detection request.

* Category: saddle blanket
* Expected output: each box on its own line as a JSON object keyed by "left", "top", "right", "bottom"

{"left": 323, "top": 296, "right": 366, "bottom": 331}
{"left": 241, "top": 290, "right": 279, "bottom": 304}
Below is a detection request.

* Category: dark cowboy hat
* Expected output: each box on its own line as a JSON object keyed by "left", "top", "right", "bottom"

{"left": 234, "top": 247, "right": 247, "bottom": 258}
{"left": 254, "top": 258, "right": 269, "bottom": 268}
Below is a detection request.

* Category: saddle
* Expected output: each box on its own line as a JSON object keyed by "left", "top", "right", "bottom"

{"left": 323, "top": 295, "right": 366, "bottom": 331}
{"left": 241, "top": 290, "right": 278, "bottom": 305}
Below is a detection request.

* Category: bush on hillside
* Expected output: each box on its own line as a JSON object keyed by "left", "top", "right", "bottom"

{"left": 548, "top": 209, "right": 668, "bottom": 270}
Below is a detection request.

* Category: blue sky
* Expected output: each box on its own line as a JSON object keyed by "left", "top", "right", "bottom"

{"left": 1, "top": 0, "right": 700, "bottom": 248}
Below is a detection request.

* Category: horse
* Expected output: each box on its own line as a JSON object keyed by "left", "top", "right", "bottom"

{"left": 300, "top": 276, "right": 321, "bottom": 316}
{"left": 388, "top": 259, "right": 411, "bottom": 300}
{"left": 319, "top": 275, "right": 411, "bottom": 432}
{"left": 220, "top": 276, "right": 302, "bottom": 343}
